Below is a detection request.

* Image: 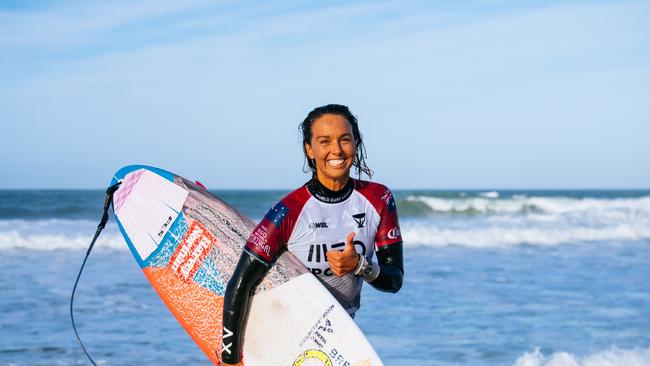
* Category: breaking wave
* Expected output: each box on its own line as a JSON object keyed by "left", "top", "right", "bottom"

{"left": 512, "top": 346, "right": 650, "bottom": 366}
{"left": 0, "top": 219, "right": 125, "bottom": 251}
{"left": 399, "top": 195, "right": 650, "bottom": 216}
{"left": 401, "top": 223, "right": 650, "bottom": 247}
{"left": 1, "top": 192, "right": 650, "bottom": 250}
{"left": 396, "top": 194, "right": 650, "bottom": 247}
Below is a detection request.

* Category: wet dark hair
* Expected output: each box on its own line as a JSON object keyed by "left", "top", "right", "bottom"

{"left": 300, "top": 104, "right": 373, "bottom": 179}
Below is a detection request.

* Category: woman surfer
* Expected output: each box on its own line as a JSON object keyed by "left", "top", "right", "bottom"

{"left": 221, "top": 104, "right": 404, "bottom": 365}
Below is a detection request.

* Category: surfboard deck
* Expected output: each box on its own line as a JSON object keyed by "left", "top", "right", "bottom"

{"left": 110, "top": 165, "right": 383, "bottom": 366}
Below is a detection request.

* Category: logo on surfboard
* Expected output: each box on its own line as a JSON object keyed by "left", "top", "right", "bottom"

{"left": 292, "top": 349, "right": 332, "bottom": 366}
{"left": 168, "top": 221, "right": 217, "bottom": 283}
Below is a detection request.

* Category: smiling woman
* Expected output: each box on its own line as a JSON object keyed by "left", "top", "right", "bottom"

{"left": 305, "top": 114, "right": 356, "bottom": 191}
{"left": 221, "top": 104, "right": 404, "bottom": 366}
{"left": 300, "top": 104, "right": 373, "bottom": 189}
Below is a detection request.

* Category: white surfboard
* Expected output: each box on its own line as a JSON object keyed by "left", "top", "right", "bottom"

{"left": 111, "top": 165, "right": 383, "bottom": 366}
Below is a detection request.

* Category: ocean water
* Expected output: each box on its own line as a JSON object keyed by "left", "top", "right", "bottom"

{"left": 1, "top": 189, "right": 650, "bottom": 366}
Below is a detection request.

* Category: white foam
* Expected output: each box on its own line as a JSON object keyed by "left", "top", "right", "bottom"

{"left": 479, "top": 191, "right": 500, "bottom": 198}
{"left": 513, "top": 346, "right": 650, "bottom": 366}
{"left": 0, "top": 218, "right": 104, "bottom": 232}
{"left": 401, "top": 223, "right": 650, "bottom": 248}
{"left": 0, "top": 219, "right": 126, "bottom": 251}
{"left": 400, "top": 195, "right": 650, "bottom": 247}
{"left": 0, "top": 230, "right": 125, "bottom": 250}
{"left": 406, "top": 195, "right": 650, "bottom": 215}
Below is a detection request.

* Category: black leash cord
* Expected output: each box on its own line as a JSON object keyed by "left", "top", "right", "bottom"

{"left": 70, "top": 182, "right": 121, "bottom": 365}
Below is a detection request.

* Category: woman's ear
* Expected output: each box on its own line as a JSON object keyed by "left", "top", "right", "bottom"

{"left": 304, "top": 143, "right": 314, "bottom": 160}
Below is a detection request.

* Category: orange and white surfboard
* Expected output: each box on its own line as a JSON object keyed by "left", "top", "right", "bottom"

{"left": 111, "top": 165, "right": 383, "bottom": 366}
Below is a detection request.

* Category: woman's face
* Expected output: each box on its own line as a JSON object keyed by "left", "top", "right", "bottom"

{"left": 305, "top": 114, "right": 356, "bottom": 190}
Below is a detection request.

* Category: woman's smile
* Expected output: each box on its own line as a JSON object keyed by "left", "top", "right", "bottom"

{"left": 327, "top": 158, "right": 346, "bottom": 168}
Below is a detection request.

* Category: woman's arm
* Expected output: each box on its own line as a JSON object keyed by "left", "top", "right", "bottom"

{"left": 368, "top": 242, "right": 403, "bottom": 293}
{"left": 221, "top": 251, "right": 269, "bottom": 365}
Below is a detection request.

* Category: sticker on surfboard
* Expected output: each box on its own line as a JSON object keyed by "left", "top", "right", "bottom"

{"left": 113, "top": 169, "right": 188, "bottom": 260}
{"left": 169, "top": 221, "right": 217, "bottom": 283}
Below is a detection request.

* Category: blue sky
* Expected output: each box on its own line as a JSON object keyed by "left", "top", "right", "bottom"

{"left": 1, "top": 0, "right": 648, "bottom": 189}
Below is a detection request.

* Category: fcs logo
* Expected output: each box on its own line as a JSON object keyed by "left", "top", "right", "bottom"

{"left": 157, "top": 215, "right": 173, "bottom": 237}
{"left": 352, "top": 213, "right": 365, "bottom": 228}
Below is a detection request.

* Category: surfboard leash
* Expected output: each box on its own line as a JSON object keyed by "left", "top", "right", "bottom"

{"left": 70, "top": 182, "right": 121, "bottom": 366}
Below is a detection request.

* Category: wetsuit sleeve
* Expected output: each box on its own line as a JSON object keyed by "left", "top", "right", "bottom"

{"left": 369, "top": 242, "right": 403, "bottom": 293}
{"left": 375, "top": 188, "right": 403, "bottom": 248}
{"left": 244, "top": 201, "right": 290, "bottom": 263}
{"left": 371, "top": 187, "right": 403, "bottom": 293}
{"left": 221, "top": 201, "right": 294, "bottom": 364}
{"left": 221, "top": 251, "right": 268, "bottom": 364}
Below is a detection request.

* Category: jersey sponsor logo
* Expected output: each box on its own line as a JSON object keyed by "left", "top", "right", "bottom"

{"left": 249, "top": 225, "right": 272, "bottom": 257}
{"left": 307, "top": 243, "right": 329, "bottom": 262}
{"left": 387, "top": 227, "right": 401, "bottom": 240}
{"left": 169, "top": 221, "right": 216, "bottom": 283}
{"left": 309, "top": 267, "right": 334, "bottom": 276}
{"left": 264, "top": 201, "right": 289, "bottom": 227}
{"left": 307, "top": 241, "right": 367, "bottom": 264}
{"left": 352, "top": 213, "right": 365, "bottom": 228}
{"left": 307, "top": 240, "right": 367, "bottom": 276}
{"left": 331, "top": 240, "right": 366, "bottom": 256}
{"left": 309, "top": 222, "right": 329, "bottom": 229}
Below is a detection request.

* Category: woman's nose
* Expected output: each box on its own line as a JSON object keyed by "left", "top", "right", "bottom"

{"left": 331, "top": 142, "right": 342, "bottom": 154}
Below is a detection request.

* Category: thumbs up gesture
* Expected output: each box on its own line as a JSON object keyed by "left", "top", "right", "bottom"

{"left": 326, "top": 232, "right": 360, "bottom": 277}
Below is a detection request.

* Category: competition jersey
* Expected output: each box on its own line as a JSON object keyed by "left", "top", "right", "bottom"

{"left": 245, "top": 178, "right": 402, "bottom": 314}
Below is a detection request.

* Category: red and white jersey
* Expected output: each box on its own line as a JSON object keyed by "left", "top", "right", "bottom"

{"left": 245, "top": 178, "right": 402, "bottom": 314}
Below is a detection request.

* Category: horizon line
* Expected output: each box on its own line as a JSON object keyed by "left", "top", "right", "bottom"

{"left": 1, "top": 187, "right": 649, "bottom": 191}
